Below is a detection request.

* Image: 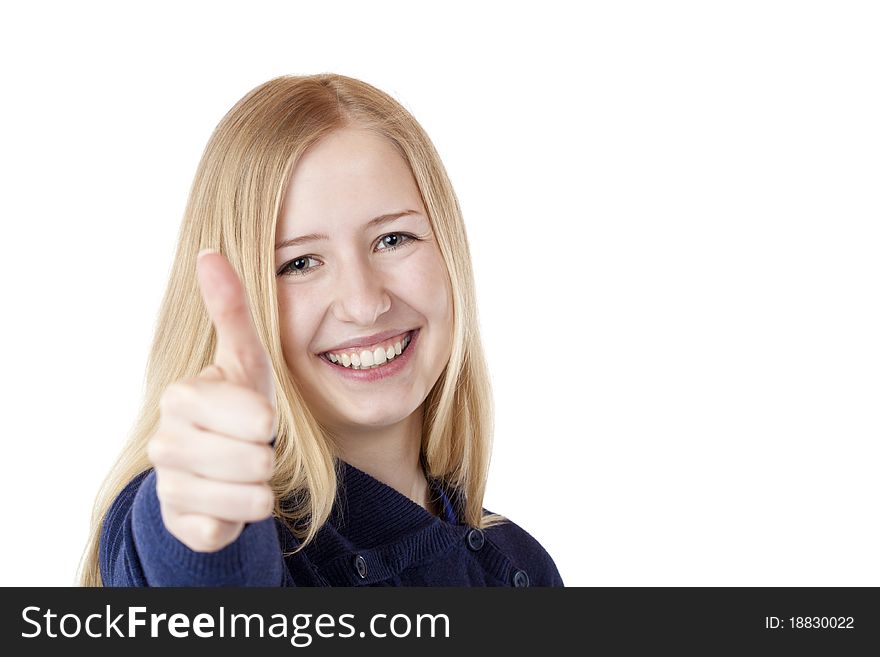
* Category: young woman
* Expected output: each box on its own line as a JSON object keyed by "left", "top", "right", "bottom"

{"left": 79, "top": 73, "right": 563, "bottom": 587}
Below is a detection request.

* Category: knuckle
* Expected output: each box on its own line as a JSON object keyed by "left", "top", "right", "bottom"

{"left": 160, "top": 382, "right": 196, "bottom": 416}
{"left": 197, "top": 519, "right": 225, "bottom": 550}
{"left": 250, "top": 486, "right": 274, "bottom": 518}
{"left": 255, "top": 402, "right": 275, "bottom": 439}
{"left": 146, "top": 437, "right": 166, "bottom": 465}
{"left": 157, "top": 475, "right": 184, "bottom": 508}
{"left": 154, "top": 474, "right": 173, "bottom": 503}
{"left": 262, "top": 489, "right": 276, "bottom": 516}
{"left": 254, "top": 447, "right": 274, "bottom": 480}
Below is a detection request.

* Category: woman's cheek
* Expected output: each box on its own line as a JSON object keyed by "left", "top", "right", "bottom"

{"left": 278, "top": 289, "right": 318, "bottom": 366}
{"left": 401, "top": 251, "right": 444, "bottom": 296}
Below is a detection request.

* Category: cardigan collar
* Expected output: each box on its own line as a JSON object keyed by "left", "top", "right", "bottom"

{"left": 299, "top": 459, "right": 470, "bottom": 585}
{"left": 330, "top": 459, "right": 460, "bottom": 542}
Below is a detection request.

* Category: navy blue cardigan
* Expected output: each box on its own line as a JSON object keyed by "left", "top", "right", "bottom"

{"left": 99, "top": 461, "right": 564, "bottom": 587}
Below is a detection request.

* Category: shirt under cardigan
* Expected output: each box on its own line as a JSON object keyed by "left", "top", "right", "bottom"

{"left": 99, "top": 460, "right": 564, "bottom": 587}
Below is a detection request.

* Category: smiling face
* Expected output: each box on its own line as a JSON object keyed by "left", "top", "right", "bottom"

{"left": 274, "top": 126, "right": 454, "bottom": 438}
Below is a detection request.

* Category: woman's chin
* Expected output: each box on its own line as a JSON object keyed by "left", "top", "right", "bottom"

{"left": 337, "top": 405, "right": 416, "bottom": 430}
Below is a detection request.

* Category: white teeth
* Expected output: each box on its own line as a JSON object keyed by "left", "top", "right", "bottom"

{"left": 325, "top": 332, "right": 414, "bottom": 370}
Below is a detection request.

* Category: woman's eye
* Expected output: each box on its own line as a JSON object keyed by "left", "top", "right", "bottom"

{"left": 277, "top": 233, "right": 418, "bottom": 278}
{"left": 376, "top": 232, "right": 415, "bottom": 251}
{"left": 278, "top": 255, "right": 320, "bottom": 277}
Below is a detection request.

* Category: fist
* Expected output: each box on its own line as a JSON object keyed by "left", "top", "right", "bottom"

{"left": 147, "top": 249, "right": 278, "bottom": 552}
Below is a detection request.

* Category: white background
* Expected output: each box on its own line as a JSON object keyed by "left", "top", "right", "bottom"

{"left": 1, "top": 1, "right": 878, "bottom": 587}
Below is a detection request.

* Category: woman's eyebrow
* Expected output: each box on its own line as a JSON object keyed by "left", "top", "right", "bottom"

{"left": 274, "top": 210, "right": 419, "bottom": 250}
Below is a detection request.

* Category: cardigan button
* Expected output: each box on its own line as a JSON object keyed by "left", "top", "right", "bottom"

{"left": 512, "top": 569, "right": 530, "bottom": 587}
{"left": 353, "top": 554, "right": 368, "bottom": 579}
{"left": 466, "top": 528, "right": 485, "bottom": 551}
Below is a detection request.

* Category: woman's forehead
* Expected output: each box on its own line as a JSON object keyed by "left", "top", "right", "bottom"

{"left": 278, "top": 130, "right": 424, "bottom": 236}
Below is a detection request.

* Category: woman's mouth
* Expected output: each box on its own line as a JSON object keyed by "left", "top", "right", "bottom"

{"left": 318, "top": 329, "right": 419, "bottom": 381}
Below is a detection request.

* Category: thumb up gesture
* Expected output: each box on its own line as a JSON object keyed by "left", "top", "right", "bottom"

{"left": 147, "top": 250, "right": 278, "bottom": 552}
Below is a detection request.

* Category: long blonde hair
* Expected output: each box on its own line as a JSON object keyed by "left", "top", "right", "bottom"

{"left": 78, "top": 73, "right": 500, "bottom": 586}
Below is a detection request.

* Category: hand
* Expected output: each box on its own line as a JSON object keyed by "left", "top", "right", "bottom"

{"left": 147, "top": 249, "right": 278, "bottom": 552}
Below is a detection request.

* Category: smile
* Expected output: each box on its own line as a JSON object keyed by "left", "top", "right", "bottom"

{"left": 319, "top": 329, "right": 419, "bottom": 381}
{"left": 323, "top": 330, "right": 413, "bottom": 369}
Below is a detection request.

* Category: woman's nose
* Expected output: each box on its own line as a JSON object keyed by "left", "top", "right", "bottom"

{"left": 331, "top": 254, "right": 391, "bottom": 325}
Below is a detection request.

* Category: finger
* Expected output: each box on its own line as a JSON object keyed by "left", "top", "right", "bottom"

{"left": 195, "top": 364, "right": 276, "bottom": 442}
{"left": 195, "top": 249, "right": 277, "bottom": 408}
{"left": 148, "top": 426, "right": 275, "bottom": 483}
{"left": 157, "top": 468, "right": 275, "bottom": 523}
{"left": 160, "top": 376, "right": 276, "bottom": 442}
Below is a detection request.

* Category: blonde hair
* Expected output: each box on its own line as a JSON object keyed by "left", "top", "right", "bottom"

{"left": 78, "top": 73, "right": 501, "bottom": 586}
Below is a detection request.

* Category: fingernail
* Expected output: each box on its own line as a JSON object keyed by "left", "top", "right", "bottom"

{"left": 198, "top": 248, "right": 218, "bottom": 259}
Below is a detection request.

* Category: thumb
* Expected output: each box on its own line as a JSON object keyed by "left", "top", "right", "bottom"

{"left": 195, "top": 249, "right": 277, "bottom": 414}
